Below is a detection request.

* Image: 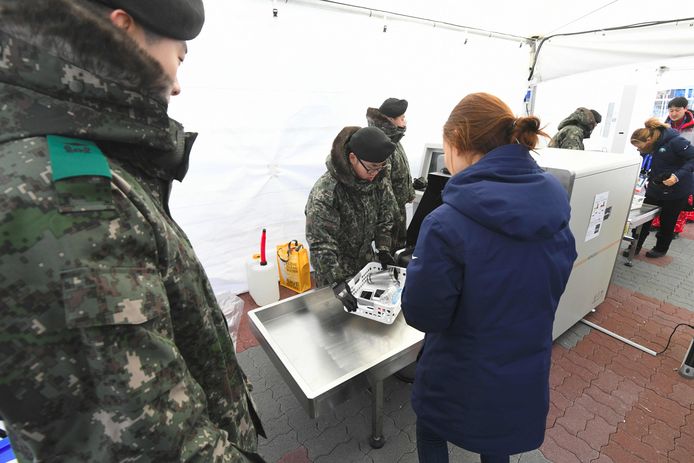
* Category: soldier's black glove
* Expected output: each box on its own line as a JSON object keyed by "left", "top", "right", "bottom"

{"left": 378, "top": 250, "right": 395, "bottom": 270}
{"left": 413, "top": 176, "right": 428, "bottom": 191}
{"left": 332, "top": 280, "right": 358, "bottom": 312}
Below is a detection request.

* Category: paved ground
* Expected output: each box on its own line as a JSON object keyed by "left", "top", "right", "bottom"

{"left": 234, "top": 230, "right": 694, "bottom": 462}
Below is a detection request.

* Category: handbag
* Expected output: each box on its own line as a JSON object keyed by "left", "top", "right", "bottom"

{"left": 276, "top": 240, "right": 311, "bottom": 293}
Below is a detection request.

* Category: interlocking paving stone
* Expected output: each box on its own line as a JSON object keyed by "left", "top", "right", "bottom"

{"left": 253, "top": 388, "right": 283, "bottom": 422}
{"left": 517, "top": 450, "right": 552, "bottom": 463}
{"left": 538, "top": 435, "right": 582, "bottom": 463}
{"left": 304, "top": 422, "right": 352, "bottom": 461}
{"left": 577, "top": 414, "right": 617, "bottom": 452}
{"left": 284, "top": 405, "right": 324, "bottom": 443}
{"left": 389, "top": 400, "right": 416, "bottom": 430}
{"left": 556, "top": 402, "right": 594, "bottom": 435}
{"left": 546, "top": 423, "right": 600, "bottom": 461}
{"left": 367, "top": 431, "right": 416, "bottom": 463}
{"left": 261, "top": 413, "right": 294, "bottom": 443}
{"left": 448, "top": 444, "right": 488, "bottom": 462}
{"left": 396, "top": 449, "right": 418, "bottom": 463}
{"left": 259, "top": 429, "right": 301, "bottom": 463}
{"left": 313, "top": 439, "right": 372, "bottom": 463}
{"left": 277, "top": 446, "right": 311, "bottom": 463}
{"left": 555, "top": 330, "right": 583, "bottom": 350}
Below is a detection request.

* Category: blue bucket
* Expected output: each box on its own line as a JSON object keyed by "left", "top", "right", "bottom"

{"left": 0, "top": 437, "right": 16, "bottom": 463}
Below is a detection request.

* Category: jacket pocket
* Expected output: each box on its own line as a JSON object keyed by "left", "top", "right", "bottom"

{"left": 61, "top": 267, "right": 183, "bottom": 408}
{"left": 55, "top": 176, "right": 117, "bottom": 214}
{"left": 62, "top": 267, "right": 167, "bottom": 326}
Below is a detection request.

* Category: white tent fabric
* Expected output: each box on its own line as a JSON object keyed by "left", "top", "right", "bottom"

{"left": 168, "top": 0, "right": 694, "bottom": 294}
{"left": 292, "top": 1, "right": 694, "bottom": 82}
{"left": 533, "top": 20, "right": 694, "bottom": 81}
{"left": 316, "top": 0, "right": 691, "bottom": 37}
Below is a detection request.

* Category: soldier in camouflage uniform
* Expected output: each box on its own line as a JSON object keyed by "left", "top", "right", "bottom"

{"left": 548, "top": 107, "right": 602, "bottom": 150}
{"left": 0, "top": 1, "right": 264, "bottom": 461}
{"left": 305, "top": 126, "right": 397, "bottom": 291}
{"left": 367, "top": 98, "right": 416, "bottom": 250}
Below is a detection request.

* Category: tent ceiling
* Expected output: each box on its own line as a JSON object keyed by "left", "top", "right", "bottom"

{"left": 303, "top": 1, "right": 694, "bottom": 81}
{"left": 532, "top": 19, "right": 694, "bottom": 81}
{"left": 326, "top": 0, "right": 694, "bottom": 38}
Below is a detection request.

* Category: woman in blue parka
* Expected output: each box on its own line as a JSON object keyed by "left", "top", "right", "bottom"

{"left": 401, "top": 93, "right": 577, "bottom": 463}
{"left": 629, "top": 117, "right": 694, "bottom": 258}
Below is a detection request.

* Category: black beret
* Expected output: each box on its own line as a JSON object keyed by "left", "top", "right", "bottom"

{"left": 348, "top": 127, "right": 395, "bottom": 163}
{"left": 379, "top": 98, "right": 408, "bottom": 118}
{"left": 93, "top": 0, "right": 205, "bottom": 40}
{"left": 590, "top": 109, "right": 602, "bottom": 124}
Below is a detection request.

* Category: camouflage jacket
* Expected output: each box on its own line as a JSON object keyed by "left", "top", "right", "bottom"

{"left": 305, "top": 127, "right": 397, "bottom": 286}
{"left": 366, "top": 107, "right": 416, "bottom": 208}
{"left": 0, "top": 2, "right": 263, "bottom": 462}
{"left": 548, "top": 107, "right": 597, "bottom": 150}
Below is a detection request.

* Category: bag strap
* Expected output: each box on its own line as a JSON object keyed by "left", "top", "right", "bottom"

{"left": 277, "top": 240, "right": 302, "bottom": 262}
{"left": 277, "top": 245, "right": 290, "bottom": 263}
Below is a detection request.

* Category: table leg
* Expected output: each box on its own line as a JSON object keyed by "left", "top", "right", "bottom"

{"left": 624, "top": 224, "right": 643, "bottom": 267}
{"left": 369, "top": 379, "right": 385, "bottom": 448}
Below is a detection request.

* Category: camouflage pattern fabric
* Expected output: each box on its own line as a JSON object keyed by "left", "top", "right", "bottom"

{"left": 366, "top": 108, "right": 415, "bottom": 249}
{"left": 305, "top": 126, "right": 397, "bottom": 287}
{"left": 548, "top": 107, "right": 598, "bottom": 150}
{"left": 0, "top": 1, "right": 264, "bottom": 461}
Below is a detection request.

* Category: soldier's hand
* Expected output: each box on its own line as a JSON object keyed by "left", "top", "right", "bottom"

{"left": 413, "top": 176, "right": 428, "bottom": 191}
{"left": 332, "top": 281, "right": 358, "bottom": 312}
{"left": 378, "top": 250, "right": 395, "bottom": 270}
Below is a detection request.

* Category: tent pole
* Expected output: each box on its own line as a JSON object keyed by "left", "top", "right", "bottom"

{"left": 525, "top": 40, "right": 538, "bottom": 115}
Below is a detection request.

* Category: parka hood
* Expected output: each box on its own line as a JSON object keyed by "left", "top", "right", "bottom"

{"left": 0, "top": 0, "right": 172, "bottom": 105}
{"left": 557, "top": 107, "right": 597, "bottom": 138}
{"left": 326, "top": 126, "right": 385, "bottom": 192}
{"left": 366, "top": 107, "right": 406, "bottom": 144}
{"left": 0, "top": 0, "right": 194, "bottom": 182}
{"left": 655, "top": 127, "right": 689, "bottom": 151}
{"left": 443, "top": 144, "right": 572, "bottom": 241}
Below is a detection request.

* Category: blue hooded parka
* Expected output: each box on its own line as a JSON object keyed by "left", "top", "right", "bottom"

{"left": 402, "top": 144, "right": 577, "bottom": 455}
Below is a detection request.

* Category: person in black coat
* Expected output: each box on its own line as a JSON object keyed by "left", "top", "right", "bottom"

{"left": 629, "top": 118, "right": 694, "bottom": 257}
{"left": 401, "top": 93, "right": 577, "bottom": 463}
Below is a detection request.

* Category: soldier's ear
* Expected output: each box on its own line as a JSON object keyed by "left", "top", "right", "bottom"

{"left": 110, "top": 9, "right": 137, "bottom": 33}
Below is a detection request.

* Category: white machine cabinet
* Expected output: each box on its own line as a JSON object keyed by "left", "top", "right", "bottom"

{"left": 532, "top": 148, "right": 640, "bottom": 339}
{"left": 414, "top": 144, "right": 641, "bottom": 339}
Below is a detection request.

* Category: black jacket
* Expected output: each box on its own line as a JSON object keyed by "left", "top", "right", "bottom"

{"left": 644, "top": 128, "right": 694, "bottom": 200}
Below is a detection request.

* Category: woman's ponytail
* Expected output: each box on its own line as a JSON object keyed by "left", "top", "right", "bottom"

{"left": 444, "top": 93, "right": 549, "bottom": 154}
{"left": 631, "top": 117, "right": 668, "bottom": 143}
{"left": 511, "top": 116, "right": 548, "bottom": 150}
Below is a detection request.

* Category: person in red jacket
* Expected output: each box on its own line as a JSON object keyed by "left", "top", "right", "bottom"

{"left": 667, "top": 97, "right": 694, "bottom": 223}
{"left": 652, "top": 96, "right": 694, "bottom": 232}
{"left": 666, "top": 96, "right": 694, "bottom": 143}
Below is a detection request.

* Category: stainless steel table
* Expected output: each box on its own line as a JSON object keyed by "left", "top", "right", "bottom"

{"left": 248, "top": 288, "right": 424, "bottom": 448}
{"left": 622, "top": 204, "right": 661, "bottom": 266}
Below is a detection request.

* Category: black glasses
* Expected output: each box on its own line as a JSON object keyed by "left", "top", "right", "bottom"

{"left": 357, "top": 157, "right": 387, "bottom": 174}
